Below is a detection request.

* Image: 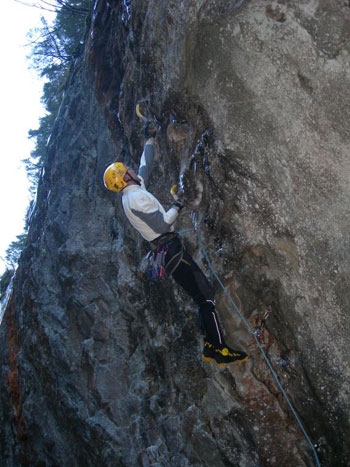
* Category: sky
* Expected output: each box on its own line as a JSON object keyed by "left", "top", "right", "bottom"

{"left": 0, "top": 0, "right": 51, "bottom": 275}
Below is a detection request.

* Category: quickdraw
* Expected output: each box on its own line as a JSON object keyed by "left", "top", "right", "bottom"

{"left": 146, "top": 244, "right": 168, "bottom": 280}
{"left": 254, "top": 308, "right": 272, "bottom": 341}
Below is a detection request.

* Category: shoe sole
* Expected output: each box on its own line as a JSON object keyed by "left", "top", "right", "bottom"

{"left": 202, "top": 355, "right": 249, "bottom": 366}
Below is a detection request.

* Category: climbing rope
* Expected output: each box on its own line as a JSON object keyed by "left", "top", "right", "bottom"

{"left": 179, "top": 226, "right": 321, "bottom": 467}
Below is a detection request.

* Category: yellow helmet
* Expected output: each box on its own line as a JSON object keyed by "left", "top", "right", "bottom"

{"left": 103, "top": 162, "right": 128, "bottom": 192}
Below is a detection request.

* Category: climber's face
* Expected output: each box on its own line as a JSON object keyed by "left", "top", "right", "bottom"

{"left": 125, "top": 168, "right": 141, "bottom": 183}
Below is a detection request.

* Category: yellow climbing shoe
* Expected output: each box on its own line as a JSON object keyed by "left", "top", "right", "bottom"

{"left": 202, "top": 340, "right": 249, "bottom": 367}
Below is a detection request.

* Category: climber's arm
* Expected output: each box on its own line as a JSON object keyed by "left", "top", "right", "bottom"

{"left": 138, "top": 138, "right": 155, "bottom": 188}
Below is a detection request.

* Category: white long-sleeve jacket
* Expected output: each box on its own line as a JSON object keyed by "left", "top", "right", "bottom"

{"left": 121, "top": 142, "right": 179, "bottom": 242}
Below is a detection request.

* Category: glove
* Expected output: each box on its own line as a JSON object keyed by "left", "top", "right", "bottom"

{"left": 143, "top": 120, "right": 158, "bottom": 138}
{"left": 170, "top": 199, "right": 184, "bottom": 211}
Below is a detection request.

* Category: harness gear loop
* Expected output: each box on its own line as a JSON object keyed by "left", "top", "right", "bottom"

{"left": 146, "top": 244, "right": 168, "bottom": 280}
{"left": 147, "top": 232, "right": 185, "bottom": 279}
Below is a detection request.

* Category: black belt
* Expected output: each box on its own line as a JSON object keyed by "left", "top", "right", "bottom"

{"left": 150, "top": 232, "right": 178, "bottom": 249}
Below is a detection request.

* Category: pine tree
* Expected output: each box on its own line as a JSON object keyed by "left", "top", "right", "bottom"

{"left": 1, "top": 1, "right": 91, "bottom": 287}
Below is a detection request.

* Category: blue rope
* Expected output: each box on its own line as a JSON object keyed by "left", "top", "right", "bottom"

{"left": 186, "top": 230, "right": 321, "bottom": 467}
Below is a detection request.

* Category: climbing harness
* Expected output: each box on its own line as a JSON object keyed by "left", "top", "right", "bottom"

{"left": 165, "top": 246, "right": 184, "bottom": 275}
{"left": 147, "top": 232, "right": 185, "bottom": 279}
{"left": 178, "top": 226, "right": 321, "bottom": 467}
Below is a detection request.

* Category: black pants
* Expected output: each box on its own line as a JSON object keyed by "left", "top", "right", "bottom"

{"left": 160, "top": 234, "right": 225, "bottom": 347}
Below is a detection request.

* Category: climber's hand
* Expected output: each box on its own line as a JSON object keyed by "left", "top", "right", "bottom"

{"left": 170, "top": 199, "right": 184, "bottom": 211}
{"left": 143, "top": 120, "right": 158, "bottom": 139}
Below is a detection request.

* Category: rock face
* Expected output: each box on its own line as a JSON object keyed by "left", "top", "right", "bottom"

{"left": 1, "top": 1, "right": 350, "bottom": 465}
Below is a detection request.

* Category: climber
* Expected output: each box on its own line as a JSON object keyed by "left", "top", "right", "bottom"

{"left": 103, "top": 122, "right": 248, "bottom": 366}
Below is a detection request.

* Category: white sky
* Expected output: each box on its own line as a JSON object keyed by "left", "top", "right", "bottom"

{"left": 0, "top": 0, "right": 51, "bottom": 275}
